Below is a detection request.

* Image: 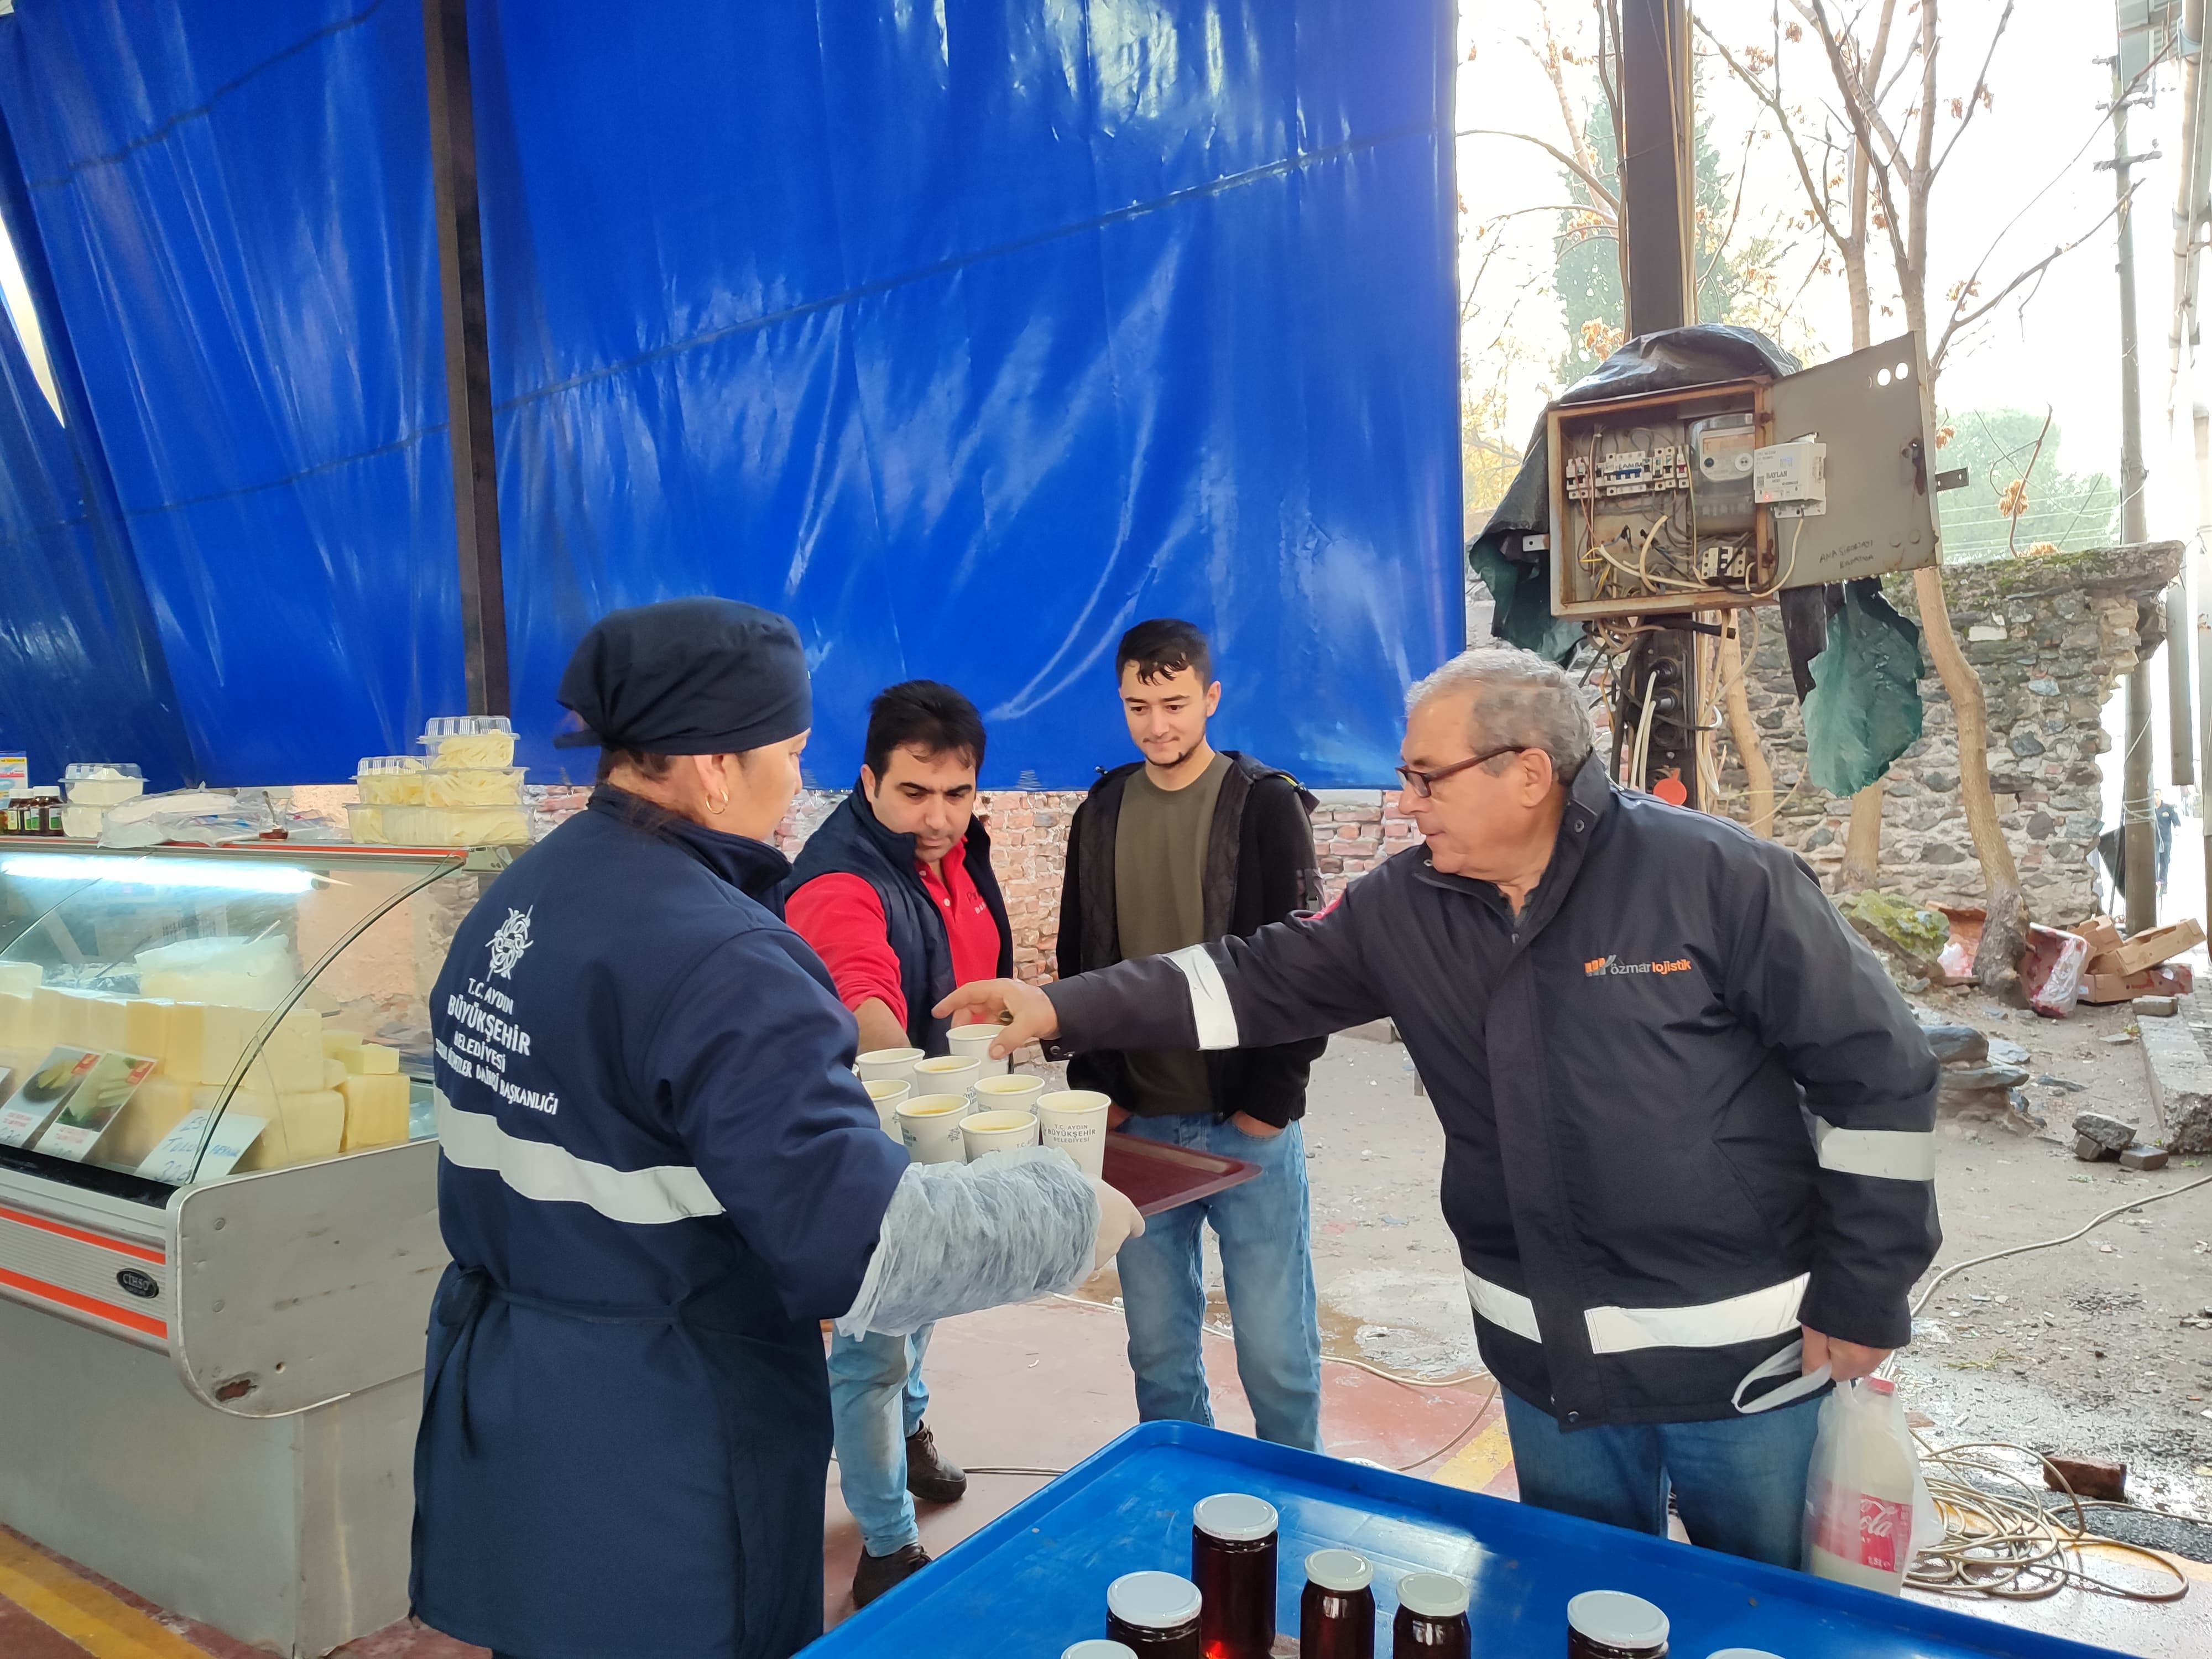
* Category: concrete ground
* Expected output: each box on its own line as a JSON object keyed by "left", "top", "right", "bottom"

{"left": 4, "top": 1028, "right": 2211, "bottom": 1658}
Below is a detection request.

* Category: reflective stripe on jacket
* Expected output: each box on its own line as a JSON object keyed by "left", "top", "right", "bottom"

{"left": 1044, "top": 755, "right": 1941, "bottom": 1427}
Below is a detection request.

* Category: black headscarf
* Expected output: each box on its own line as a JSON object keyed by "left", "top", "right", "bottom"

{"left": 553, "top": 598, "right": 812, "bottom": 753}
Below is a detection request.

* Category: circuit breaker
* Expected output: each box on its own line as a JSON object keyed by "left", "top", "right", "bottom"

{"left": 1546, "top": 335, "right": 1938, "bottom": 619}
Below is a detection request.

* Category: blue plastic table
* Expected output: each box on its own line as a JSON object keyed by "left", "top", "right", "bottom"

{"left": 811, "top": 1422, "right": 2117, "bottom": 1657}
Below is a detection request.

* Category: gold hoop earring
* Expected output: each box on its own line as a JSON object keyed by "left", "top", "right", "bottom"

{"left": 707, "top": 794, "right": 728, "bottom": 815}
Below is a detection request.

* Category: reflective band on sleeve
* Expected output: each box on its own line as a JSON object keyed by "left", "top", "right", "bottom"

{"left": 1165, "top": 945, "right": 1240, "bottom": 1050}
{"left": 1813, "top": 1120, "right": 1937, "bottom": 1182}
{"left": 437, "top": 1095, "right": 725, "bottom": 1225}
{"left": 1463, "top": 1268, "right": 1542, "bottom": 1343}
{"left": 1583, "top": 1272, "right": 1809, "bottom": 1354}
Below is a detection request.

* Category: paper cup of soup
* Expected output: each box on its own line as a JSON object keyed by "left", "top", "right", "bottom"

{"left": 1037, "top": 1089, "right": 1112, "bottom": 1178}
{"left": 895, "top": 1094, "right": 972, "bottom": 1164}
{"left": 912, "top": 1055, "right": 981, "bottom": 1102}
{"left": 972, "top": 1073, "right": 1044, "bottom": 1114}
{"left": 857, "top": 1047, "right": 924, "bottom": 1088}
{"left": 946, "top": 1021, "right": 1010, "bottom": 1076}
{"left": 962, "top": 1109, "right": 1041, "bottom": 1160}
{"left": 863, "top": 1078, "right": 910, "bottom": 1139}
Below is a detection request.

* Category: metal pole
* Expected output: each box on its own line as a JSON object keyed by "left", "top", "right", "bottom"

{"left": 2195, "top": 404, "right": 2212, "bottom": 909}
{"left": 424, "top": 0, "right": 509, "bottom": 717}
{"left": 2116, "top": 77, "right": 2159, "bottom": 930}
{"left": 1618, "top": 0, "right": 1695, "bottom": 338}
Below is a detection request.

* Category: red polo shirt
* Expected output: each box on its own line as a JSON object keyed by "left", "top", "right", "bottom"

{"left": 785, "top": 837, "right": 1003, "bottom": 1026}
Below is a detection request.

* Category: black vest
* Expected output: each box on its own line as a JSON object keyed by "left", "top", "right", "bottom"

{"left": 781, "top": 785, "right": 1013, "bottom": 1055}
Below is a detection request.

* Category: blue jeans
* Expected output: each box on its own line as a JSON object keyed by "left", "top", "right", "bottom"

{"left": 1114, "top": 1113, "right": 1322, "bottom": 1452}
{"left": 826, "top": 1323, "right": 933, "bottom": 1556}
{"left": 1499, "top": 1385, "right": 1823, "bottom": 1568}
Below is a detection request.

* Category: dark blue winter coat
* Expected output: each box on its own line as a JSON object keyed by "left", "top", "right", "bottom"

{"left": 780, "top": 783, "right": 1013, "bottom": 1055}
{"left": 411, "top": 786, "right": 905, "bottom": 1659}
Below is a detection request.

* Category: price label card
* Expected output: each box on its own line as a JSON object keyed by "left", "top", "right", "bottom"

{"left": 34, "top": 1052, "right": 159, "bottom": 1162}
{"left": 0, "top": 1047, "right": 95, "bottom": 1148}
{"left": 137, "top": 1109, "right": 268, "bottom": 1186}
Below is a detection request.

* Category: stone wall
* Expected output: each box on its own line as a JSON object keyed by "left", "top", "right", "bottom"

{"left": 1718, "top": 542, "right": 2184, "bottom": 924}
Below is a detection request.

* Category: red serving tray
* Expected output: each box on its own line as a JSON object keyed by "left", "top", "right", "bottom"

{"left": 1099, "top": 1131, "right": 1260, "bottom": 1217}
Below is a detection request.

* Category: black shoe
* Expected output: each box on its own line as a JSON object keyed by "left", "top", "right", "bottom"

{"left": 852, "top": 1542, "right": 931, "bottom": 1608}
{"left": 904, "top": 1421, "right": 968, "bottom": 1504}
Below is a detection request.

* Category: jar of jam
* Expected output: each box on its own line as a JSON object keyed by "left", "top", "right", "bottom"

{"left": 1392, "top": 1572, "right": 1470, "bottom": 1659}
{"left": 1300, "top": 1549, "right": 1375, "bottom": 1659}
{"left": 1107, "top": 1571, "right": 1203, "bottom": 1659}
{"left": 1062, "top": 1644, "right": 1140, "bottom": 1659}
{"left": 1565, "top": 1591, "right": 1668, "bottom": 1658}
{"left": 1191, "top": 1492, "right": 1278, "bottom": 1659}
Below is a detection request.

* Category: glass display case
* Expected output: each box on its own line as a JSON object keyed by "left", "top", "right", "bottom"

{"left": 0, "top": 842, "right": 474, "bottom": 1196}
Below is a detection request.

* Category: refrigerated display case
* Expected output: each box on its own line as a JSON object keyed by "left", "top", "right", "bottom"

{"left": 0, "top": 839, "right": 494, "bottom": 1657}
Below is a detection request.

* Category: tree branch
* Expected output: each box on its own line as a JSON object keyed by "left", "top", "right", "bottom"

{"left": 1693, "top": 17, "right": 1846, "bottom": 248}
{"left": 1928, "top": 0, "right": 2016, "bottom": 183}
{"left": 1931, "top": 188, "right": 2134, "bottom": 373}
{"left": 1455, "top": 127, "right": 1620, "bottom": 216}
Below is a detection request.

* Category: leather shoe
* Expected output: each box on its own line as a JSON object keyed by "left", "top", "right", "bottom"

{"left": 904, "top": 1421, "right": 968, "bottom": 1504}
{"left": 852, "top": 1541, "right": 930, "bottom": 1608}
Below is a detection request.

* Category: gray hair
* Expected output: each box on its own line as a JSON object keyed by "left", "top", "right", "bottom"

{"left": 1405, "top": 645, "right": 1596, "bottom": 782}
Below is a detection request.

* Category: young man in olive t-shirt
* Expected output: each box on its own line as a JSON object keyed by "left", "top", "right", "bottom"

{"left": 1051, "top": 619, "right": 1326, "bottom": 1448}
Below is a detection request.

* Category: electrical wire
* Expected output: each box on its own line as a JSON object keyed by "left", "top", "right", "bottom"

{"left": 1877, "top": 1171, "right": 2212, "bottom": 1603}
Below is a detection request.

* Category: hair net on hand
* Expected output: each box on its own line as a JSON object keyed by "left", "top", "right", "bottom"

{"left": 835, "top": 1146, "right": 1098, "bottom": 1338}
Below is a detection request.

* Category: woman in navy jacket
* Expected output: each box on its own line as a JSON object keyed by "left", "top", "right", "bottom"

{"left": 411, "top": 599, "right": 1137, "bottom": 1659}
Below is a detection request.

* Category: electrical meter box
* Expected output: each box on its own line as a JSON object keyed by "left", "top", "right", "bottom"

{"left": 1547, "top": 335, "right": 1939, "bottom": 619}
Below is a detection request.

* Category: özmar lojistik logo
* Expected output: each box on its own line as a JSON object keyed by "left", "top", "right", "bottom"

{"left": 1584, "top": 953, "right": 1693, "bottom": 978}
{"left": 487, "top": 906, "right": 535, "bottom": 980}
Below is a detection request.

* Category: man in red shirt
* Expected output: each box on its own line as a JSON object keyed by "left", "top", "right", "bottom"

{"left": 781, "top": 682, "right": 1012, "bottom": 1605}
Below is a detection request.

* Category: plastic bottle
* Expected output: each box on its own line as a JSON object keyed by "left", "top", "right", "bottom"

{"left": 1802, "top": 1375, "right": 1922, "bottom": 1594}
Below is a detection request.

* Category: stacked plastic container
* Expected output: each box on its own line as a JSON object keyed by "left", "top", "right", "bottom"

{"left": 60, "top": 763, "right": 145, "bottom": 839}
{"left": 349, "top": 718, "right": 527, "bottom": 847}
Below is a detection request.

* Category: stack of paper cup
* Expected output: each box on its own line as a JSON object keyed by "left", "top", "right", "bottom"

{"left": 857, "top": 1047, "right": 924, "bottom": 1089}
{"left": 895, "top": 1094, "right": 971, "bottom": 1164}
{"left": 863, "top": 1078, "right": 910, "bottom": 1140}
{"left": 962, "top": 1109, "right": 1041, "bottom": 1160}
{"left": 971, "top": 1073, "right": 1044, "bottom": 1117}
{"left": 912, "top": 1054, "right": 981, "bottom": 1104}
{"left": 946, "top": 1021, "right": 1010, "bottom": 1077}
{"left": 1037, "top": 1089, "right": 1112, "bottom": 1178}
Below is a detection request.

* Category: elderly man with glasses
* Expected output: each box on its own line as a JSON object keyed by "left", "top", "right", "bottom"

{"left": 941, "top": 644, "right": 1941, "bottom": 1573}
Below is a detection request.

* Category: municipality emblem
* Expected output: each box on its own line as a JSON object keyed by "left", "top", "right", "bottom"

{"left": 487, "top": 907, "right": 534, "bottom": 979}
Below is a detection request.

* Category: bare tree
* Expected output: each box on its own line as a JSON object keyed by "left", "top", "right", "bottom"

{"left": 1699, "top": 0, "right": 2127, "bottom": 994}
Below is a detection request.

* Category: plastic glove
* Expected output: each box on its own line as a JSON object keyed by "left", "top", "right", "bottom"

{"left": 1089, "top": 1176, "right": 1145, "bottom": 1267}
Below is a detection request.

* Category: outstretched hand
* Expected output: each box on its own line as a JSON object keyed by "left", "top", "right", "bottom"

{"left": 934, "top": 978, "right": 1061, "bottom": 1060}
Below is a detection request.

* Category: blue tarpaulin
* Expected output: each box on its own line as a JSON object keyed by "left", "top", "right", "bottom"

{"left": 0, "top": 0, "right": 1460, "bottom": 789}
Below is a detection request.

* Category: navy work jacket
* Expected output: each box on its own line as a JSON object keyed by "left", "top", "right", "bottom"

{"left": 781, "top": 782, "right": 1013, "bottom": 1055}
{"left": 411, "top": 786, "right": 905, "bottom": 1659}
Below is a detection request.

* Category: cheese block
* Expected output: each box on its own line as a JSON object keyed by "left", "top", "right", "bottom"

{"left": 257, "top": 1006, "right": 325, "bottom": 1094}
{"left": 278, "top": 1090, "right": 346, "bottom": 1162}
{"left": 0, "top": 993, "right": 29, "bottom": 1049}
{"left": 229, "top": 1107, "right": 289, "bottom": 1172}
{"left": 338, "top": 1072, "right": 411, "bottom": 1152}
{"left": 96, "top": 1075, "right": 194, "bottom": 1168}
{"left": 81, "top": 995, "right": 129, "bottom": 1055}
{"left": 53, "top": 989, "right": 96, "bottom": 1050}
{"left": 122, "top": 999, "right": 172, "bottom": 1063}
{"left": 28, "top": 987, "right": 61, "bottom": 1051}
{"left": 0, "top": 962, "right": 41, "bottom": 996}
{"left": 168, "top": 1004, "right": 259, "bottom": 1087}
{"left": 348, "top": 1042, "right": 400, "bottom": 1076}
{"left": 322, "top": 1028, "right": 365, "bottom": 1061}
{"left": 324, "top": 1057, "right": 349, "bottom": 1089}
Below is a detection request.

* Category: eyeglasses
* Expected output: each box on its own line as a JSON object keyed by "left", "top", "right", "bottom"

{"left": 1394, "top": 744, "right": 1529, "bottom": 799}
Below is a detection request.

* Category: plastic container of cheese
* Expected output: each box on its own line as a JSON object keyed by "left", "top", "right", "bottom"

{"left": 62, "top": 763, "right": 145, "bottom": 807}
{"left": 355, "top": 755, "right": 426, "bottom": 805}
{"left": 419, "top": 715, "right": 516, "bottom": 771}
{"left": 346, "top": 804, "right": 390, "bottom": 844}
{"left": 421, "top": 765, "right": 525, "bottom": 806}
{"left": 379, "top": 803, "right": 529, "bottom": 847}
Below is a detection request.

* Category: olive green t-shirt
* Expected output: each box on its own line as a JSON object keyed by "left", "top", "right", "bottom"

{"left": 1113, "top": 751, "right": 1232, "bottom": 1115}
